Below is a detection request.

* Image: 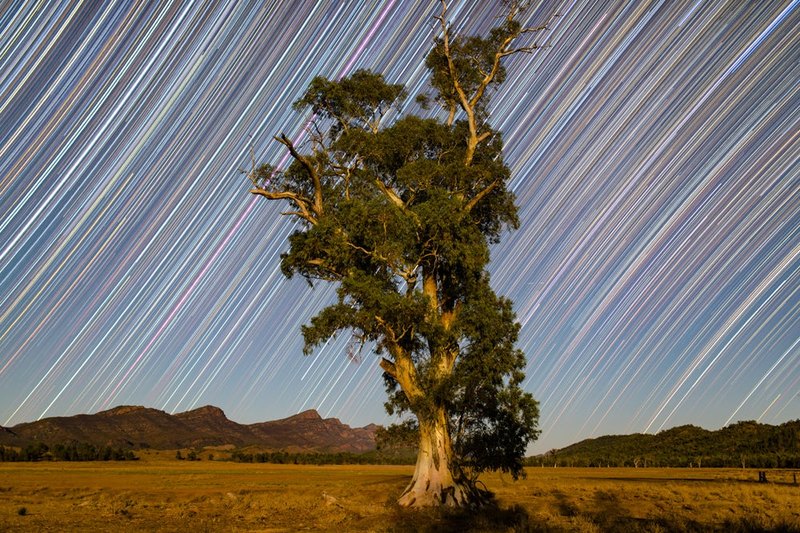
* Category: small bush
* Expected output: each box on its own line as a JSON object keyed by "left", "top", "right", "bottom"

{"left": 17, "top": 506, "right": 27, "bottom": 516}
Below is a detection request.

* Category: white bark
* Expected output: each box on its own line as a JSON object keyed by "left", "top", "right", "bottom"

{"left": 397, "top": 409, "right": 475, "bottom": 508}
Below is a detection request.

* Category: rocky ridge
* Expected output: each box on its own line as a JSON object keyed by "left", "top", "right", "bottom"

{"left": 0, "top": 406, "right": 377, "bottom": 453}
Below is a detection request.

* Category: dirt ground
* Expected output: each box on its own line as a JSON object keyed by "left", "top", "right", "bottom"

{"left": 0, "top": 456, "right": 798, "bottom": 532}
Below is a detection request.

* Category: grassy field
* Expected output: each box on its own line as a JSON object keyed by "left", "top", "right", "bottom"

{"left": 1, "top": 456, "right": 798, "bottom": 532}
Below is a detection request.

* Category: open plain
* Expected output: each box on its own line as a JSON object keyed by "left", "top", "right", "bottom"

{"left": 1, "top": 457, "right": 798, "bottom": 532}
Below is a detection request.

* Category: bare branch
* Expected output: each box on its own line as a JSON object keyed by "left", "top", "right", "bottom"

{"left": 275, "top": 133, "right": 324, "bottom": 216}
{"left": 375, "top": 318, "right": 423, "bottom": 403}
{"left": 281, "top": 210, "right": 309, "bottom": 218}
{"left": 397, "top": 262, "right": 419, "bottom": 290}
{"left": 520, "top": 22, "right": 554, "bottom": 35}
{"left": 331, "top": 162, "right": 354, "bottom": 201}
{"left": 468, "top": 31, "right": 516, "bottom": 110}
{"left": 306, "top": 121, "right": 328, "bottom": 154}
{"left": 249, "top": 187, "right": 317, "bottom": 225}
{"left": 499, "top": 44, "right": 544, "bottom": 57}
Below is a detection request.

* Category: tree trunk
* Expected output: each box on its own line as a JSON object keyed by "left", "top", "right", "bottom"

{"left": 397, "top": 407, "right": 479, "bottom": 508}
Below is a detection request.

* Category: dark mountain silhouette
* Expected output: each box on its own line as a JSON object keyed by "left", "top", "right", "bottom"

{"left": 0, "top": 406, "right": 377, "bottom": 453}
{"left": 531, "top": 419, "right": 800, "bottom": 468}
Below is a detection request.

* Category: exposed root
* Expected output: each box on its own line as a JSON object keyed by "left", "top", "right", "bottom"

{"left": 398, "top": 474, "right": 492, "bottom": 508}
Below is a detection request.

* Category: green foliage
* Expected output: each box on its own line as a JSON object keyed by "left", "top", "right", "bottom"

{"left": 51, "top": 442, "right": 137, "bottom": 461}
{"left": 0, "top": 442, "right": 138, "bottom": 462}
{"left": 0, "top": 442, "right": 49, "bottom": 461}
{"left": 425, "top": 6, "right": 535, "bottom": 124}
{"left": 230, "top": 448, "right": 416, "bottom": 466}
{"left": 527, "top": 419, "right": 800, "bottom": 468}
{"left": 293, "top": 69, "right": 406, "bottom": 138}
{"left": 426, "top": 28, "right": 509, "bottom": 121}
{"left": 375, "top": 420, "right": 419, "bottom": 451}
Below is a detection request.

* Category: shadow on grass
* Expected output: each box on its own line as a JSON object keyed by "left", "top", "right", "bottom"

{"left": 381, "top": 493, "right": 800, "bottom": 533}
{"left": 385, "top": 498, "right": 533, "bottom": 533}
{"left": 552, "top": 489, "right": 578, "bottom": 517}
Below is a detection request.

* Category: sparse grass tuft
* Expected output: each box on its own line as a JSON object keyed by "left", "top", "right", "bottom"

{"left": 722, "top": 515, "right": 800, "bottom": 533}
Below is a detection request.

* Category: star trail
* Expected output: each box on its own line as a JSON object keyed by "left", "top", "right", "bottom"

{"left": 0, "top": 1, "right": 797, "bottom": 453}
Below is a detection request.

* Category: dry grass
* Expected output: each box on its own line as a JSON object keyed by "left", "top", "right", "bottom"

{"left": 0, "top": 459, "right": 798, "bottom": 532}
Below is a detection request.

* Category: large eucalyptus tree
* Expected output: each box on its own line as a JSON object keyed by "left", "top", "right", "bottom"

{"left": 247, "top": 2, "right": 550, "bottom": 507}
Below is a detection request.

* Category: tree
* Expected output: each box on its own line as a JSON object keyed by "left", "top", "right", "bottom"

{"left": 246, "top": 1, "right": 550, "bottom": 507}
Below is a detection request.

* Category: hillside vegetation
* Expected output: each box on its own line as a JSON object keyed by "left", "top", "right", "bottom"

{"left": 529, "top": 419, "right": 800, "bottom": 468}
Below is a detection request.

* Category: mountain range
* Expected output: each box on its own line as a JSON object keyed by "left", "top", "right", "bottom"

{"left": 0, "top": 405, "right": 377, "bottom": 453}
{"left": 6, "top": 406, "right": 797, "bottom": 467}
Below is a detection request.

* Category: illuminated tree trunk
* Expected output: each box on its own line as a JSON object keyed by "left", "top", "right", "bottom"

{"left": 398, "top": 407, "right": 475, "bottom": 508}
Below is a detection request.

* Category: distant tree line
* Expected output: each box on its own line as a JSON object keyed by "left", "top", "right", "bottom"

{"left": 175, "top": 450, "right": 203, "bottom": 461}
{"left": 526, "top": 451, "right": 800, "bottom": 469}
{"left": 0, "top": 442, "right": 137, "bottom": 462}
{"left": 230, "top": 449, "right": 414, "bottom": 465}
{"left": 527, "top": 420, "right": 800, "bottom": 468}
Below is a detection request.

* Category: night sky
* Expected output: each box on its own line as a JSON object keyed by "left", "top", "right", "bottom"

{"left": 1, "top": 1, "right": 798, "bottom": 454}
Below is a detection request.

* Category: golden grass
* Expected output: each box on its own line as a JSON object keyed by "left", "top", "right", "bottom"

{"left": 0, "top": 460, "right": 798, "bottom": 532}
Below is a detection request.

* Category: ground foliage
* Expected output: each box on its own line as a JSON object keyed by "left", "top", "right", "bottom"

{"left": 529, "top": 419, "right": 800, "bottom": 468}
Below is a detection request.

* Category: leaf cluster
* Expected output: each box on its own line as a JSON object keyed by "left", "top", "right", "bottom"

{"left": 293, "top": 69, "right": 406, "bottom": 138}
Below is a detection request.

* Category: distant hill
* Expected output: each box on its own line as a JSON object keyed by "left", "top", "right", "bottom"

{"left": 0, "top": 406, "right": 377, "bottom": 453}
{"left": 530, "top": 419, "right": 800, "bottom": 468}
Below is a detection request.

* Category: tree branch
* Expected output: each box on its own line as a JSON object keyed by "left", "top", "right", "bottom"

{"left": 250, "top": 187, "right": 317, "bottom": 225}
{"left": 374, "top": 179, "right": 405, "bottom": 209}
{"left": 476, "top": 130, "right": 492, "bottom": 144}
{"left": 275, "top": 133, "right": 324, "bottom": 216}
{"left": 463, "top": 179, "right": 498, "bottom": 213}
{"left": 436, "top": 1, "right": 472, "bottom": 124}
{"left": 436, "top": 1, "right": 553, "bottom": 167}
{"left": 441, "top": 300, "right": 460, "bottom": 331}
{"left": 375, "top": 317, "right": 423, "bottom": 403}
{"left": 498, "top": 44, "right": 543, "bottom": 58}
{"left": 305, "top": 258, "right": 344, "bottom": 279}
{"left": 422, "top": 267, "right": 439, "bottom": 316}
{"left": 346, "top": 241, "right": 390, "bottom": 263}
{"left": 468, "top": 33, "right": 516, "bottom": 110}
{"left": 379, "top": 357, "right": 397, "bottom": 379}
